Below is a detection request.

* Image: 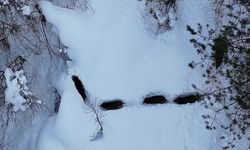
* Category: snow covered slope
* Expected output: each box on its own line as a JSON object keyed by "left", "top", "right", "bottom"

{"left": 25, "top": 0, "right": 226, "bottom": 150}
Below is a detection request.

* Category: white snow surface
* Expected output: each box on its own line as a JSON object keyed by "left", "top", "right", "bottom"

{"left": 39, "top": 0, "right": 214, "bottom": 102}
{"left": 85, "top": 104, "right": 219, "bottom": 150}
{"left": 34, "top": 75, "right": 220, "bottom": 150}
{"left": 25, "top": 0, "right": 229, "bottom": 150}
{"left": 35, "top": 76, "right": 97, "bottom": 150}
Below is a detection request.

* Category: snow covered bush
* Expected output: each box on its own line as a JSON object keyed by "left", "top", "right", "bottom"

{"left": 4, "top": 68, "right": 31, "bottom": 111}
{"left": 187, "top": 0, "right": 250, "bottom": 149}
{"left": 0, "top": 0, "right": 68, "bottom": 112}
{"left": 50, "top": 0, "right": 90, "bottom": 11}
{"left": 0, "top": 56, "right": 46, "bottom": 150}
{"left": 0, "top": 0, "right": 71, "bottom": 149}
{"left": 143, "top": 0, "right": 177, "bottom": 34}
{"left": 4, "top": 68, "right": 42, "bottom": 111}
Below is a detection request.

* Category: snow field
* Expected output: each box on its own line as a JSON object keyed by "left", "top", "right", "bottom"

{"left": 32, "top": 0, "right": 225, "bottom": 149}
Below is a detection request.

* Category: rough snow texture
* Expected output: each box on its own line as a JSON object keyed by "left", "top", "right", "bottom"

{"left": 4, "top": 68, "right": 31, "bottom": 111}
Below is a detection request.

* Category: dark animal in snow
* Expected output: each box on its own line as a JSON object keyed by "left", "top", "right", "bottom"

{"left": 143, "top": 95, "right": 167, "bottom": 104}
{"left": 72, "top": 75, "right": 87, "bottom": 101}
{"left": 100, "top": 100, "right": 124, "bottom": 110}
{"left": 173, "top": 94, "right": 201, "bottom": 104}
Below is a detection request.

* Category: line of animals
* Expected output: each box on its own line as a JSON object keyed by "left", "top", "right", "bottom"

{"left": 55, "top": 75, "right": 202, "bottom": 113}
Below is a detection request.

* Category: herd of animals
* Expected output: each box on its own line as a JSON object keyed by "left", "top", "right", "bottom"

{"left": 55, "top": 75, "right": 202, "bottom": 113}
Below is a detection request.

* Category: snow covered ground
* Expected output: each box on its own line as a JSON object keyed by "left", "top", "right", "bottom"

{"left": 17, "top": 0, "right": 245, "bottom": 149}
{"left": 39, "top": 0, "right": 214, "bottom": 102}
{"left": 31, "top": 74, "right": 220, "bottom": 150}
